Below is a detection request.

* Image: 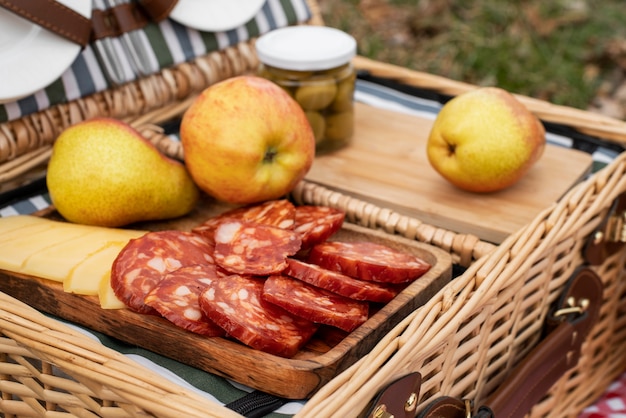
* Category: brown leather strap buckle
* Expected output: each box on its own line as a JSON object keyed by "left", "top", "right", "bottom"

{"left": 366, "top": 266, "right": 602, "bottom": 418}
{"left": 584, "top": 191, "right": 626, "bottom": 265}
{"left": 0, "top": 0, "right": 91, "bottom": 47}
{"left": 361, "top": 372, "right": 422, "bottom": 418}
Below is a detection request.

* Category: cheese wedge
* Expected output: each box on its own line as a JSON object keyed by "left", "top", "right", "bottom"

{"left": 0, "top": 226, "right": 96, "bottom": 272}
{"left": 24, "top": 228, "right": 145, "bottom": 282}
{"left": 64, "top": 241, "right": 131, "bottom": 296}
{"left": 0, "top": 216, "right": 147, "bottom": 309}
{"left": 98, "top": 270, "right": 127, "bottom": 310}
{"left": 0, "top": 215, "right": 57, "bottom": 245}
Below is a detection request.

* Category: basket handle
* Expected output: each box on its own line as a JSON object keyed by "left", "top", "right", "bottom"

{"left": 362, "top": 266, "right": 603, "bottom": 418}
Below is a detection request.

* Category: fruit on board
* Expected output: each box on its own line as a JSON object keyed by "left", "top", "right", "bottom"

{"left": 180, "top": 75, "right": 316, "bottom": 204}
{"left": 426, "top": 87, "right": 546, "bottom": 193}
{"left": 46, "top": 118, "right": 199, "bottom": 227}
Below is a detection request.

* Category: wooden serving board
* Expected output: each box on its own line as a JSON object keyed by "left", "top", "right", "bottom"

{"left": 0, "top": 198, "right": 452, "bottom": 399}
{"left": 306, "top": 102, "right": 594, "bottom": 243}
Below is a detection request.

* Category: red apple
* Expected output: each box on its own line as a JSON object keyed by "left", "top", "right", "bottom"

{"left": 180, "top": 75, "right": 316, "bottom": 204}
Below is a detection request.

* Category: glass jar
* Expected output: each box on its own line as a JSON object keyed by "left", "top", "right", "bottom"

{"left": 256, "top": 26, "right": 357, "bottom": 154}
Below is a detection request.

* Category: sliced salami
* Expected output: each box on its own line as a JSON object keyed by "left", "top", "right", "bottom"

{"left": 111, "top": 230, "right": 216, "bottom": 314}
{"left": 263, "top": 275, "right": 369, "bottom": 333}
{"left": 192, "top": 200, "right": 296, "bottom": 244}
{"left": 293, "top": 205, "right": 345, "bottom": 250}
{"left": 144, "top": 265, "right": 227, "bottom": 337}
{"left": 285, "top": 258, "right": 402, "bottom": 303}
{"left": 308, "top": 241, "right": 431, "bottom": 284}
{"left": 213, "top": 220, "right": 301, "bottom": 275}
{"left": 198, "top": 274, "right": 318, "bottom": 357}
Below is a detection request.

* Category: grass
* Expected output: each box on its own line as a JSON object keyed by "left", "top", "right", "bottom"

{"left": 317, "top": 0, "right": 626, "bottom": 110}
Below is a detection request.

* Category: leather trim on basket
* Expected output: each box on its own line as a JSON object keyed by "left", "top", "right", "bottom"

{"left": 91, "top": 3, "right": 149, "bottom": 40}
{"left": 383, "top": 266, "right": 602, "bottom": 418}
{"left": 0, "top": 0, "right": 91, "bottom": 47}
{"left": 138, "top": 0, "right": 179, "bottom": 22}
{"left": 584, "top": 191, "right": 626, "bottom": 265}
{"left": 361, "top": 372, "right": 422, "bottom": 418}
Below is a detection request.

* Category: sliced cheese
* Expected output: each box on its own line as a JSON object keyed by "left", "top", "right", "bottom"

{"left": 64, "top": 241, "right": 130, "bottom": 295}
{"left": 98, "top": 271, "right": 127, "bottom": 310}
{"left": 0, "top": 225, "right": 96, "bottom": 273}
{"left": 0, "top": 215, "right": 58, "bottom": 245}
{"left": 24, "top": 228, "right": 145, "bottom": 282}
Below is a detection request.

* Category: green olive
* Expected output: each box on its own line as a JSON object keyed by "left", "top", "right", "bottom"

{"left": 332, "top": 74, "right": 355, "bottom": 112}
{"left": 295, "top": 80, "right": 338, "bottom": 110}
{"left": 324, "top": 110, "right": 354, "bottom": 142}
{"left": 315, "top": 63, "right": 351, "bottom": 78}
{"left": 266, "top": 66, "right": 314, "bottom": 82}
{"left": 305, "top": 111, "right": 326, "bottom": 144}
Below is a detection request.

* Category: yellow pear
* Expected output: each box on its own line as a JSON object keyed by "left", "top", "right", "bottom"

{"left": 46, "top": 118, "right": 199, "bottom": 227}
{"left": 426, "top": 87, "right": 546, "bottom": 193}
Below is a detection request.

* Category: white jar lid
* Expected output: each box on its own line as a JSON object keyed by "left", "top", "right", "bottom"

{"left": 255, "top": 26, "right": 357, "bottom": 71}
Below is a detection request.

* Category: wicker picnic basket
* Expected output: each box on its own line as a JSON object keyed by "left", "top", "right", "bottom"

{"left": 3, "top": 1, "right": 626, "bottom": 417}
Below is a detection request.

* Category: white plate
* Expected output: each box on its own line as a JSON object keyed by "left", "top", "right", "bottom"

{"left": 169, "top": 0, "right": 266, "bottom": 32}
{"left": 0, "top": 0, "right": 92, "bottom": 104}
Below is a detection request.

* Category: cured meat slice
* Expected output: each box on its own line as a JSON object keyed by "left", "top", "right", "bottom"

{"left": 284, "top": 258, "right": 402, "bottom": 303}
{"left": 293, "top": 205, "right": 345, "bottom": 250}
{"left": 308, "top": 241, "right": 431, "bottom": 284}
{"left": 192, "top": 199, "right": 296, "bottom": 244}
{"left": 263, "top": 275, "right": 369, "bottom": 333}
{"left": 213, "top": 220, "right": 301, "bottom": 275}
{"left": 198, "top": 274, "right": 317, "bottom": 357}
{"left": 144, "top": 265, "right": 227, "bottom": 337}
{"left": 111, "top": 230, "right": 216, "bottom": 314}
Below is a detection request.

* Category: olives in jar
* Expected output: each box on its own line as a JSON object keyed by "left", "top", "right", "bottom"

{"left": 256, "top": 26, "right": 357, "bottom": 154}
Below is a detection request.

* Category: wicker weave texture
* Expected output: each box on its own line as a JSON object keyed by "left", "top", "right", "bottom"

{"left": 294, "top": 152, "right": 626, "bottom": 418}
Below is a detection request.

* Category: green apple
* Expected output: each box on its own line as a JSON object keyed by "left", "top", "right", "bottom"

{"left": 180, "top": 75, "right": 316, "bottom": 204}
{"left": 426, "top": 87, "right": 546, "bottom": 193}
{"left": 46, "top": 118, "right": 199, "bottom": 227}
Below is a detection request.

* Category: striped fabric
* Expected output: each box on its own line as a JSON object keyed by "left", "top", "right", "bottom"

{"left": 0, "top": 0, "right": 311, "bottom": 124}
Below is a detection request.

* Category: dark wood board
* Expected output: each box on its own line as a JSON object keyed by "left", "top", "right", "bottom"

{"left": 0, "top": 199, "right": 452, "bottom": 399}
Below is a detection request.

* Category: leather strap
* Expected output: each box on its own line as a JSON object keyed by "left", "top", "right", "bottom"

{"left": 92, "top": 2, "right": 150, "bottom": 41}
{"left": 374, "top": 266, "right": 603, "bottom": 418}
{"left": 138, "top": 0, "right": 178, "bottom": 22}
{"left": 361, "top": 372, "right": 422, "bottom": 418}
{"left": 584, "top": 191, "right": 626, "bottom": 265}
{"left": 0, "top": 0, "right": 91, "bottom": 47}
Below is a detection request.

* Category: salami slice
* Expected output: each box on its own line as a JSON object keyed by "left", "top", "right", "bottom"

{"left": 263, "top": 275, "right": 369, "bottom": 333}
{"left": 144, "top": 265, "right": 227, "bottom": 337}
{"left": 192, "top": 200, "right": 296, "bottom": 244}
{"left": 308, "top": 241, "right": 431, "bottom": 284}
{"left": 111, "top": 231, "right": 216, "bottom": 314}
{"left": 198, "top": 274, "right": 318, "bottom": 357}
{"left": 294, "top": 205, "right": 345, "bottom": 250}
{"left": 213, "top": 220, "right": 301, "bottom": 275}
{"left": 285, "top": 258, "right": 402, "bottom": 303}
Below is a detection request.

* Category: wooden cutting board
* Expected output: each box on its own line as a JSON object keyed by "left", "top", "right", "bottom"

{"left": 0, "top": 199, "right": 452, "bottom": 399}
{"left": 306, "top": 102, "right": 594, "bottom": 244}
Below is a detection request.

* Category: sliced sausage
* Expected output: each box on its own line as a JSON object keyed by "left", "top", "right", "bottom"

{"left": 144, "top": 264, "right": 227, "bottom": 337}
{"left": 192, "top": 199, "right": 296, "bottom": 244}
{"left": 284, "top": 258, "right": 402, "bottom": 303}
{"left": 293, "top": 205, "right": 345, "bottom": 250}
{"left": 263, "top": 274, "right": 369, "bottom": 333}
{"left": 307, "top": 241, "right": 431, "bottom": 284}
{"left": 213, "top": 220, "right": 301, "bottom": 275}
{"left": 198, "top": 274, "right": 318, "bottom": 357}
{"left": 111, "top": 231, "right": 215, "bottom": 314}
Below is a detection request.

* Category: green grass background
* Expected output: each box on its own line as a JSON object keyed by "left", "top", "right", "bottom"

{"left": 318, "top": 0, "right": 626, "bottom": 111}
